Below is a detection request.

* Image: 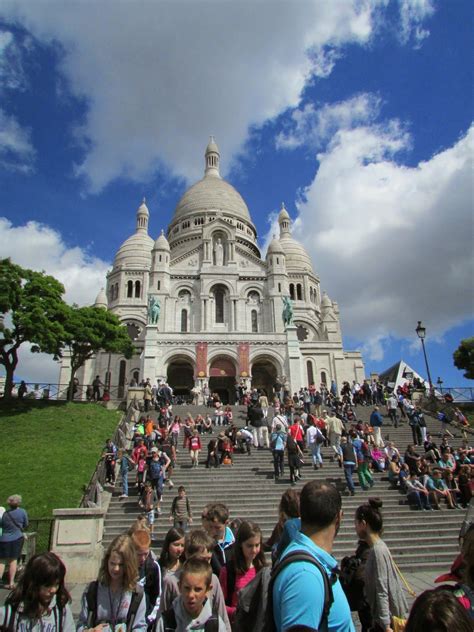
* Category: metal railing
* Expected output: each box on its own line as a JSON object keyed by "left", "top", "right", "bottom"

{"left": 438, "top": 387, "right": 474, "bottom": 403}
{"left": 80, "top": 403, "right": 137, "bottom": 508}
{"left": 1, "top": 382, "right": 127, "bottom": 402}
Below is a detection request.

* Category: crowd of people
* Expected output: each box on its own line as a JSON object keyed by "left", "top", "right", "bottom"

{"left": 1, "top": 485, "right": 473, "bottom": 632}
{"left": 2, "top": 377, "right": 473, "bottom": 631}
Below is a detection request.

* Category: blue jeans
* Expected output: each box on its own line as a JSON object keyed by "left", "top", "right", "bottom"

{"left": 273, "top": 450, "right": 285, "bottom": 478}
{"left": 310, "top": 443, "right": 323, "bottom": 466}
{"left": 122, "top": 472, "right": 128, "bottom": 496}
{"left": 343, "top": 462, "right": 355, "bottom": 493}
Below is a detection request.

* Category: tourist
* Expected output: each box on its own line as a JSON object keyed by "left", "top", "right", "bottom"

{"left": 139, "top": 481, "right": 158, "bottom": 536}
{"left": 353, "top": 433, "right": 374, "bottom": 491}
{"left": 266, "top": 489, "right": 301, "bottom": 564}
{"left": 370, "top": 406, "right": 384, "bottom": 448}
{"left": 169, "top": 486, "right": 193, "bottom": 532}
{"left": 159, "top": 529, "right": 231, "bottom": 631}
{"left": 405, "top": 588, "right": 472, "bottom": 632}
{"left": 189, "top": 430, "right": 202, "bottom": 468}
{"left": 258, "top": 389, "right": 269, "bottom": 420}
{"left": 247, "top": 402, "right": 268, "bottom": 448}
{"left": 286, "top": 430, "right": 304, "bottom": 485}
{"left": 338, "top": 436, "right": 358, "bottom": 496}
{"left": 0, "top": 494, "right": 28, "bottom": 590}
{"left": 156, "top": 558, "right": 226, "bottom": 632}
{"left": 168, "top": 415, "right": 181, "bottom": 448}
{"left": 158, "top": 527, "right": 185, "bottom": 580}
{"left": 386, "top": 392, "right": 398, "bottom": 427}
{"left": 118, "top": 449, "right": 135, "bottom": 499}
{"left": 326, "top": 409, "right": 344, "bottom": 458}
{"left": 270, "top": 423, "right": 287, "bottom": 481}
{"left": 0, "top": 552, "right": 74, "bottom": 632}
{"left": 306, "top": 415, "right": 325, "bottom": 470}
{"left": 405, "top": 473, "right": 433, "bottom": 510}
{"left": 355, "top": 499, "right": 408, "bottom": 631}
{"left": 130, "top": 529, "right": 162, "bottom": 627}
{"left": 92, "top": 375, "right": 103, "bottom": 401}
{"left": 219, "top": 521, "right": 266, "bottom": 623}
{"left": 271, "top": 481, "right": 354, "bottom": 631}
{"left": 77, "top": 534, "right": 146, "bottom": 632}
{"left": 202, "top": 503, "right": 235, "bottom": 577}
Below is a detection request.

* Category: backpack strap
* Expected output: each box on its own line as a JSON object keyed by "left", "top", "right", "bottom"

{"left": 204, "top": 614, "right": 219, "bottom": 632}
{"left": 52, "top": 605, "right": 63, "bottom": 632}
{"left": 160, "top": 607, "right": 177, "bottom": 632}
{"left": 126, "top": 586, "right": 144, "bottom": 631}
{"left": 225, "top": 564, "right": 236, "bottom": 607}
{"left": 86, "top": 580, "right": 99, "bottom": 629}
{"left": 267, "top": 550, "right": 336, "bottom": 632}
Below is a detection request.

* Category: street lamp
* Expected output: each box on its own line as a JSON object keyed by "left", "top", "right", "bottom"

{"left": 415, "top": 320, "right": 433, "bottom": 391}
{"left": 436, "top": 377, "right": 443, "bottom": 394}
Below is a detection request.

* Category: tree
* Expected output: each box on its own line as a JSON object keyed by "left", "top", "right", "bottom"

{"left": 453, "top": 337, "right": 474, "bottom": 380}
{"left": 0, "top": 258, "right": 69, "bottom": 399}
{"left": 63, "top": 305, "right": 135, "bottom": 400}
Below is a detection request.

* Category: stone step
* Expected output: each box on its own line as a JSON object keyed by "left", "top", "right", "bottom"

{"left": 103, "top": 403, "right": 466, "bottom": 572}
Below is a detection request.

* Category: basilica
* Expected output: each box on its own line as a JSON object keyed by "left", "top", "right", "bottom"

{"left": 59, "top": 139, "right": 365, "bottom": 402}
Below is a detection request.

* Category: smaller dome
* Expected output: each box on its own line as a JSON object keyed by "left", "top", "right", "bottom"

{"left": 114, "top": 232, "right": 154, "bottom": 267}
{"left": 267, "top": 235, "right": 284, "bottom": 256}
{"left": 321, "top": 292, "right": 333, "bottom": 308}
{"left": 279, "top": 234, "right": 314, "bottom": 272}
{"left": 206, "top": 136, "right": 220, "bottom": 155}
{"left": 278, "top": 203, "right": 290, "bottom": 222}
{"left": 137, "top": 198, "right": 149, "bottom": 217}
{"left": 154, "top": 229, "right": 170, "bottom": 251}
{"left": 94, "top": 287, "right": 108, "bottom": 309}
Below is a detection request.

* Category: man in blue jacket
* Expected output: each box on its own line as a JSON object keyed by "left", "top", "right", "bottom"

{"left": 370, "top": 405, "right": 384, "bottom": 448}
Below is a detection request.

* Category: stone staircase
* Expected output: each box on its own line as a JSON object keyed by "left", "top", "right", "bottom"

{"left": 103, "top": 404, "right": 466, "bottom": 572}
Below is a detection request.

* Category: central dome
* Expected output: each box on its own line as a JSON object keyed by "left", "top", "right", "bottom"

{"left": 173, "top": 175, "right": 251, "bottom": 222}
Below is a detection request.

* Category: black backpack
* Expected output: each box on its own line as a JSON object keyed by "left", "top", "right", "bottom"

{"left": 1, "top": 603, "right": 63, "bottom": 632}
{"left": 263, "top": 549, "right": 336, "bottom": 632}
{"left": 159, "top": 607, "right": 219, "bottom": 632}
{"left": 86, "top": 580, "right": 144, "bottom": 631}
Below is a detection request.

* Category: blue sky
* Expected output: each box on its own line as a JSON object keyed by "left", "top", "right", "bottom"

{"left": 0, "top": 0, "right": 472, "bottom": 388}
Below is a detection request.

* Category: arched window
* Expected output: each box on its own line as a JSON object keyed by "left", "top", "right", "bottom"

{"left": 289, "top": 283, "right": 295, "bottom": 300}
{"left": 127, "top": 280, "right": 133, "bottom": 298}
{"left": 215, "top": 287, "right": 225, "bottom": 323}
{"left": 251, "top": 309, "right": 258, "bottom": 333}
{"left": 297, "top": 283, "right": 303, "bottom": 300}
{"left": 114, "top": 284, "right": 119, "bottom": 300}
{"left": 181, "top": 309, "right": 188, "bottom": 333}
{"left": 135, "top": 280, "right": 141, "bottom": 298}
{"left": 321, "top": 371, "right": 327, "bottom": 385}
{"left": 307, "top": 361, "right": 314, "bottom": 386}
{"left": 118, "top": 360, "right": 126, "bottom": 399}
{"left": 133, "top": 370, "right": 139, "bottom": 384}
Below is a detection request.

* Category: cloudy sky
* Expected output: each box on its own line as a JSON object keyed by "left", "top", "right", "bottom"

{"left": 0, "top": 0, "right": 472, "bottom": 387}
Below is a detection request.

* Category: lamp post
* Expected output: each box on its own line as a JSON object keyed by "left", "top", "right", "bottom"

{"left": 415, "top": 321, "right": 433, "bottom": 391}
{"left": 436, "top": 377, "right": 443, "bottom": 394}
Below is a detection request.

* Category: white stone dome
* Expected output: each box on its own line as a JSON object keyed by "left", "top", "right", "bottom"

{"left": 94, "top": 287, "right": 108, "bottom": 308}
{"left": 114, "top": 232, "right": 154, "bottom": 268}
{"left": 267, "top": 236, "right": 285, "bottom": 256}
{"left": 173, "top": 175, "right": 251, "bottom": 223}
{"left": 154, "top": 229, "right": 170, "bottom": 251}
{"left": 279, "top": 234, "right": 314, "bottom": 272}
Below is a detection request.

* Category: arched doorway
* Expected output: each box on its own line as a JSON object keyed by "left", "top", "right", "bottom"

{"left": 167, "top": 358, "right": 194, "bottom": 402}
{"left": 251, "top": 358, "right": 278, "bottom": 399}
{"left": 209, "top": 357, "right": 236, "bottom": 404}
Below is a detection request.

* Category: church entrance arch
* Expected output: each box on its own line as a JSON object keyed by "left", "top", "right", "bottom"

{"left": 251, "top": 357, "right": 279, "bottom": 400}
{"left": 209, "top": 356, "right": 236, "bottom": 404}
{"left": 167, "top": 357, "right": 195, "bottom": 403}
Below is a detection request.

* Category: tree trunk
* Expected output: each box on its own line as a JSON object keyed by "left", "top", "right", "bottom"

{"left": 1, "top": 346, "right": 18, "bottom": 400}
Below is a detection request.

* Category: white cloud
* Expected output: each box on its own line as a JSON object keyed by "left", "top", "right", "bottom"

{"left": 0, "top": 218, "right": 111, "bottom": 384}
{"left": 0, "top": 218, "right": 110, "bottom": 305}
{"left": 0, "top": 0, "right": 434, "bottom": 192}
{"left": 0, "top": 108, "right": 35, "bottom": 171}
{"left": 398, "top": 0, "right": 434, "bottom": 47}
{"left": 291, "top": 122, "right": 474, "bottom": 349}
{"left": 276, "top": 93, "right": 382, "bottom": 149}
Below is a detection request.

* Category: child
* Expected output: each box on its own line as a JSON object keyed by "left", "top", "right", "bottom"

{"left": 169, "top": 486, "right": 193, "bottom": 532}
{"left": 202, "top": 503, "right": 235, "bottom": 577}
{"left": 157, "top": 558, "right": 226, "bottom": 631}
{"left": 136, "top": 450, "right": 147, "bottom": 494}
{"left": 159, "top": 530, "right": 230, "bottom": 630}
{"left": 139, "top": 481, "right": 157, "bottom": 535}
{"left": 206, "top": 440, "right": 219, "bottom": 469}
{"left": 0, "top": 552, "right": 74, "bottom": 632}
{"left": 223, "top": 406, "right": 233, "bottom": 426}
{"left": 158, "top": 527, "right": 185, "bottom": 580}
{"left": 189, "top": 431, "right": 202, "bottom": 468}
{"left": 218, "top": 521, "right": 266, "bottom": 622}
{"left": 168, "top": 416, "right": 181, "bottom": 448}
{"left": 77, "top": 535, "right": 146, "bottom": 632}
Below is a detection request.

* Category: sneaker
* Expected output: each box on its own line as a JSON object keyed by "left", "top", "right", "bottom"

{"left": 168, "top": 480, "right": 174, "bottom": 488}
{"left": 119, "top": 494, "right": 128, "bottom": 499}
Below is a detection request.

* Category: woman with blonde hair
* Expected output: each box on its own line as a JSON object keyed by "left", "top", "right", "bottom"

{"left": 77, "top": 534, "right": 146, "bottom": 632}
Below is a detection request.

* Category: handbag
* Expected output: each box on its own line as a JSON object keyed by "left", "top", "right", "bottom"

{"left": 392, "top": 615, "right": 407, "bottom": 632}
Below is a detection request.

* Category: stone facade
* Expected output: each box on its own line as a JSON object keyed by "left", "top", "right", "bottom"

{"left": 59, "top": 139, "right": 365, "bottom": 402}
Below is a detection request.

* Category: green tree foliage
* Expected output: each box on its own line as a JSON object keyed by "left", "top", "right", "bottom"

{"left": 63, "top": 306, "right": 135, "bottom": 399}
{"left": 0, "top": 258, "right": 68, "bottom": 398}
{"left": 453, "top": 337, "right": 474, "bottom": 380}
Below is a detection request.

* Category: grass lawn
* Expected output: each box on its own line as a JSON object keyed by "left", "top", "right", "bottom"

{"left": 0, "top": 400, "right": 122, "bottom": 518}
